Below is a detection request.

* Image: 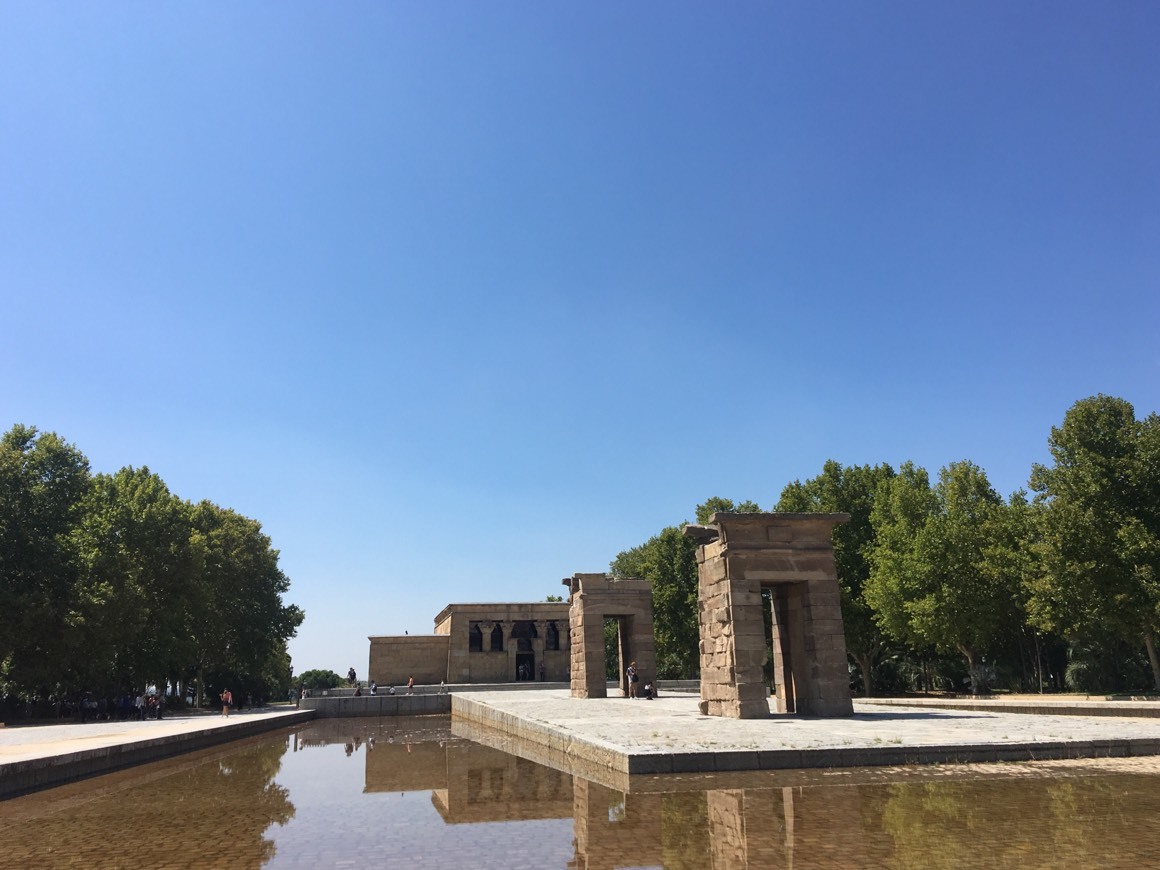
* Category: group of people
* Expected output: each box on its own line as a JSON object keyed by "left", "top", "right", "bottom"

{"left": 625, "top": 661, "right": 655, "bottom": 700}
{"left": 74, "top": 691, "right": 166, "bottom": 721}
{"left": 515, "top": 662, "right": 548, "bottom": 681}
{"left": 352, "top": 680, "right": 383, "bottom": 696}
{"left": 337, "top": 670, "right": 417, "bottom": 697}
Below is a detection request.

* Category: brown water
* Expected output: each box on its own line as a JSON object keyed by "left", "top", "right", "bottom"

{"left": 3, "top": 715, "right": 1160, "bottom": 868}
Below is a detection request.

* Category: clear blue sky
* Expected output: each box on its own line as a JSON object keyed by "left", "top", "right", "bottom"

{"left": 3, "top": 3, "right": 1157, "bottom": 677}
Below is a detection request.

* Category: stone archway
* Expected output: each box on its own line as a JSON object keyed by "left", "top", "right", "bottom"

{"left": 562, "top": 573, "right": 655, "bottom": 698}
{"left": 684, "top": 512, "right": 853, "bottom": 718}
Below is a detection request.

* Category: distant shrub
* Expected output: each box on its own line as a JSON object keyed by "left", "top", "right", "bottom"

{"left": 298, "top": 669, "right": 343, "bottom": 691}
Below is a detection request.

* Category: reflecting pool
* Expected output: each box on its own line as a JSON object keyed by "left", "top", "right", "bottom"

{"left": 3, "top": 715, "right": 1160, "bottom": 868}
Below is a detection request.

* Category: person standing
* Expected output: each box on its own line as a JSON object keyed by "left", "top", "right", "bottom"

{"left": 626, "top": 662, "right": 638, "bottom": 699}
{"left": 220, "top": 687, "right": 233, "bottom": 718}
{"left": 407, "top": 675, "right": 414, "bottom": 695}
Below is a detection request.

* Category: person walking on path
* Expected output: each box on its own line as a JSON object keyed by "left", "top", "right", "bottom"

{"left": 407, "top": 676, "right": 415, "bottom": 695}
{"left": 220, "top": 687, "right": 233, "bottom": 717}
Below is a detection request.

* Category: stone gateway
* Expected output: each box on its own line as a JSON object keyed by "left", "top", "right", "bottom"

{"left": 562, "top": 573, "right": 656, "bottom": 699}
{"left": 684, "top": 512, "right": 854, "bottom": 719}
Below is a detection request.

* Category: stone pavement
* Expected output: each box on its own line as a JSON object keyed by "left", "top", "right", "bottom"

{"left": 853, "top": 694, "right": 1160, "bottom": 717}
{"left": 0, "top": 706, "right": 313, "bottom": 799}
{"left": 451, "top": 690, "right": 1160, "bottom": 782}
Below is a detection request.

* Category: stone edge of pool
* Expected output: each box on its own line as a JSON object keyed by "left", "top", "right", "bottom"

{"left": 0, "top": 709, "right": 315, "bottom": 800}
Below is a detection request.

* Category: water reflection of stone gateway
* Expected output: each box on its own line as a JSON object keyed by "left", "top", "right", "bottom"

{"left": 684, "top": 512, "right": 854, "bottom": 719}
{"left": 563, "top": 573, "right": 656, "bottom": 699}
{"left": 355, "top": 725, "right": 854, "bottom": 868}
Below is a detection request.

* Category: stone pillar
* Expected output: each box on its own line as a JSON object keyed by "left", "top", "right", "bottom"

{"left": 572, "top": 777, "right": 594, "bottom": 865}
{"left": 533, "top": 620, "right": 548, "bottom": 679}
{"left": 479, "top": 621, "right": 496, "bottom": 651}
{"left": 501, "top": 621, "right": 517, "bottom": 680}
{"left": 572, "top": 606, "right": 608, "bottom": 698}
{"left": 685, "top": 512, "right": 853, "bottom": 718}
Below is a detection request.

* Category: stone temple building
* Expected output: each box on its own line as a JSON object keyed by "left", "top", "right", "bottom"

{"left": 368, "top": 602, "right": 570, "bottom": 687}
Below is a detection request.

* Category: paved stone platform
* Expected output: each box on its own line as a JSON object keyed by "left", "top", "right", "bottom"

{"left": 856, "top": 695, "right": 1160, "bottom": 717}
{"left": 451, "top": 690, "right": 1160, "bottom": 784}
{"left": 0, "top": 707, "right": 313, "bottom": 799}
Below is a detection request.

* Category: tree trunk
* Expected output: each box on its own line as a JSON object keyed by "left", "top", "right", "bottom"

{"left": 855, "top": 654, "right": 874, "bottom": 698}
{"left": 1033, "top": 631, "right": 1044, "bottom": 694}
{"left": 1145, "top": 632, "right": 1160, "bottom": 692}
{"left": 959, "top": 646, "right": 976, "bottom": 696}
{"left": 1016, "top": 630, "right": 1029, "bottom": 692}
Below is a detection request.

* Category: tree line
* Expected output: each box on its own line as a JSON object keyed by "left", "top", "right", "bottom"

{"left": 0, "top": 424, "right": 303, "bottom": 716}
{"left": 611, "top": 395, "right": 1160, "bottom": 695}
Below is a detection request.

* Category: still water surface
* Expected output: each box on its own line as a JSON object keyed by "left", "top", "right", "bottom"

{"left": 2, "top": 715, "right": 1160, "bottom": 869}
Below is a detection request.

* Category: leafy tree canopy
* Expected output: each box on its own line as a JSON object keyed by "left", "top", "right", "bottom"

{"left": 777, "top": 460, "right": 896, "bottom": 694}
{"left": 1028, "top": 395, "right": 1160, "bottom": 688}
{"left": 0, "top": 423, "right": 303, "bottom": 706}
{"left": 297, "top": 669, "right": 343, "bottom": 691}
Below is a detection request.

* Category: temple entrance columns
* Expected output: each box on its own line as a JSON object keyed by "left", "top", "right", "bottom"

{"left": 684, "top": 512, "right": 853, "bottom": 718}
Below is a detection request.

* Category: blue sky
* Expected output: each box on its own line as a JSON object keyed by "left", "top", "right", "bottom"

{"left": 3, "top": 3, "right": 1157, "bottom": 676}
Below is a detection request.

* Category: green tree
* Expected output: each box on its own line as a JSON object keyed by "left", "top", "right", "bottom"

{"left": 72, "top": 467, "right": 199, "bottom": 693}
{"left": 297, "top": 668, "right": 342, "bottom": 691}
{"left": 611, "top": 525, "right": 700, "bottom": 679}
{"left": 982, "top": 490, "right": 1053, "bottom": 692}
{"left": 694, "top": 496, "right": 761, "bottom": 524}
{"left": 1028, "top": 396, "right": 1160, "bottom": 689}
{"left": 611, "top": 498, "right": 760, "bottom": 680}
{"left": 0, "top": 424, "right": 304, "bottom": 709}
{"left": 190, "top": 502, "right": 304, "bottom": 696}
{"left": 777, "top": 460, "right": 896, "bottom": 695}
{"left": 865, "top": 462, "right": 938, "bottom": 653}
{"left": 867, "top": 461, "right": 1018, "bottom": 691}
{"left": 0, "top": 425, "right": 91, "bottom": 695}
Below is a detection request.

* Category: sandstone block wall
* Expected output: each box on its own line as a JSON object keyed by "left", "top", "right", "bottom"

{"left": 367, "top": 635, "right": 450, "bottom": 687}
{"left": 686, "top": 512, "right": 853, "bottom": 719}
